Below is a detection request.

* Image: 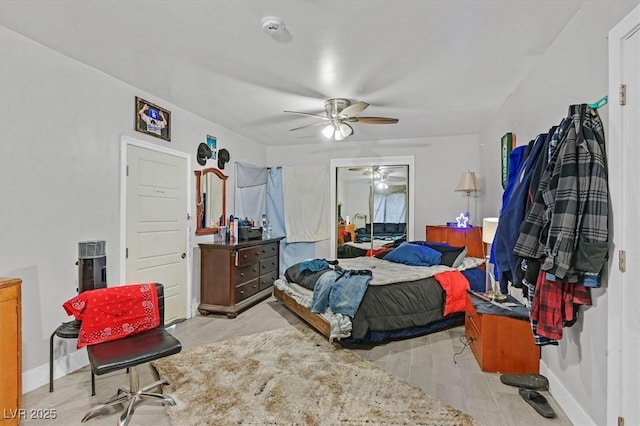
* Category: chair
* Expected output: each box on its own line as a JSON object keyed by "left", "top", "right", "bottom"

{"left": 81, "top": 283, "right": 182, "bottom": 426}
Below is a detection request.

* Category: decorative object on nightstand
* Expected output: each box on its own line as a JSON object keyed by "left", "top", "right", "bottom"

{"left": 454, "top": 171, "right": 480, "bottom": 226}
{"left": 482, "top": 217, "right": 503, "bottom": 300}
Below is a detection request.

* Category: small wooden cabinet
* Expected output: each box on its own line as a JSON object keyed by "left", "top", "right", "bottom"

{"left": 425, "top": 225, "right": 484, "bottom": 258}
{"left": 465, "top": 293, "right": 540, "bottom": 374}
{"left": 0, "top": 277, "right": 22, "bottom": 426}
{"left": 199, "top": 237, "right": 283, "bottom": 318}
{"left": 338, "top": 224, "right": 356, "bottom": 246}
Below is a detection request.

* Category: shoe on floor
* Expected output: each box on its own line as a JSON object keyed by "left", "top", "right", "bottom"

{"left": 501, "top": 373, "right": 549, "bottom": 390}
{"left": 519, "top": 388, "right": 557, "bottom": 418}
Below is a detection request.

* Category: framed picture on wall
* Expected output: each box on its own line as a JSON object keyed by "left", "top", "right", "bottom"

{"left": 135, "top": 96, "right": 171, "bottom": 141}
{"left": 501, "top": 133, "right": 515, "bottom": 189}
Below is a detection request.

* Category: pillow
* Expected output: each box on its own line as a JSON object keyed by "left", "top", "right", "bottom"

{"left": 451, "top": 247, "right": 468, "bottom": 268}
{"left": 409, "top": 241, "right": 466, "bottom": 267}
{"left": 383, "top": 242, "right": 442, "bottom": 267}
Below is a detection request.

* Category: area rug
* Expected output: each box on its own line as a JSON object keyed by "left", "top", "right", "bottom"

{"left": 151, "top": 325, "right": 479, "bottom": 425}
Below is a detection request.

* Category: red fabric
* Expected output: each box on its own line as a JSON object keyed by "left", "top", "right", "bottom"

{"left": 433, "top": 270, "right": 470, "bottom": 316}
{"left": 530, "top": 273, "right": 592, "bottom": 340}
{"left": 63, "top": 283, "right": 159, "bottom": 348}
{"left": 366, "top": 248, "right": 390, "bottom": 257}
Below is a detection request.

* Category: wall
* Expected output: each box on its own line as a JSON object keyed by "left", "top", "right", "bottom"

{"left": 478, "top": 2, "right": 639, "bottom": 425}
{"left": 267, "top": 134, "right": 482, "bottom": 258}
{"left": 0, "top": 27, "right": 266, "bottom": 391}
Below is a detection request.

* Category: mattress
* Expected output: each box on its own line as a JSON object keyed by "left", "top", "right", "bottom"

{"left": 275, "top": 256, "right": 484, "bottom": 342}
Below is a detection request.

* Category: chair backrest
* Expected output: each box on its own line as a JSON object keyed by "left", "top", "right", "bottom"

{"left": 154, "top": 283, "right": 165, "bottom": 325}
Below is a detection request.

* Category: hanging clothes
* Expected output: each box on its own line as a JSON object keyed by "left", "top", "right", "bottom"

{"left": 513, "top": 104, "right": 607, "bottom": 282}
{"left": 493, "top": 134, "right": 547, "bottom": 291}
{"left": 511, "top": 104, "right": 608, "bottom": 342}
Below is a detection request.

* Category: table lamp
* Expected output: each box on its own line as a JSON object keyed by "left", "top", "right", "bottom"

{"left": 482, "top": 217, "right": 502, "bottom": 300}
{"left": 455, "top": 171, "right": 480, "bottom": 225}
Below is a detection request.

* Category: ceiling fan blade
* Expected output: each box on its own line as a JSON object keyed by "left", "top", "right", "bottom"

{"left": 350, "top": 117, "right": 399, "bottom": 124}
{"left": 283, "top": 110, "right": 330, "bottom": 120}
{"left": 289, "top": 121, "right": 329, "bottom": 132}
{"left": 339, "top": 102, "right": 369, "bottom": 118}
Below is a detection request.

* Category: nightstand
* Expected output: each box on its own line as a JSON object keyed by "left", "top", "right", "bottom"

{"left": 338, "top": 224, "right": 356, "bottom": 246}
{"left": 425, "top": 225, "right": 484, "bottom": 258}
{"left": 465, "top": 292, "right": 540, "bottom": 374}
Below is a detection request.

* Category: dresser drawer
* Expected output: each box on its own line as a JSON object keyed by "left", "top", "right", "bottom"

{"left": 259, "top": 270, "right": 279, "bottom": 291}
{"left": 259, "top": 242, "right": 279, "bottom": 260}
{"left": 235, "top": 278, "right": 260, "bottom": 303}
{"left": 465, "top": 295, "right": 481, "bottom": 335}
{"left": 236, "top": 246, "right": 261, "bottom": 266}
{"left": 260, "top": 257, "right": 277, "bottom": 275}
{"left": 234, "top": 263, "right": 260, "bottom": 286}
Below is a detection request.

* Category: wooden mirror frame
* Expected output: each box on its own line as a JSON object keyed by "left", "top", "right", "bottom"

{"left": 194, "top": 168, "right": 228, "bottom": 235}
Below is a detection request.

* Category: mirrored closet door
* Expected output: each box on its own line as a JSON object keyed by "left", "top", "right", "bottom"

{"left": 331, "top": 157, "right": 414, "bottom": 259}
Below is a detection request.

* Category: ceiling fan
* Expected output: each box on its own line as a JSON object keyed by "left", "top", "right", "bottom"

{"left": 284, "top": 98, "right": 398, "bottom": 140}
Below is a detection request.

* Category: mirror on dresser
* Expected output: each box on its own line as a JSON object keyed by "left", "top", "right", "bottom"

{"left": 194, "top": 168, "right": 228, "bottom": 235}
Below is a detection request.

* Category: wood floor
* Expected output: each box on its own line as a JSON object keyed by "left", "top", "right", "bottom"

{"left": 24, "top": 297, "right": 572, "bottom": 425}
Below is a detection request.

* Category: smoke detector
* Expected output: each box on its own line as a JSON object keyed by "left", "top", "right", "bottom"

{"left": 262, "top": 16, "right": 285, "bottom": 35}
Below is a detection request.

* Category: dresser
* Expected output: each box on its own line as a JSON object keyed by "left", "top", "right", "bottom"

{"left": 425, "top": 225, "right": 484, "bottom": 258}
{"left": 465, "top": 293, "right": 540, "bottom": 374}
{"left": 0, "top": 277, "right": 22, "bottom": 426}
{"left": 199, "top": 237, "right": 283, "bottom": 318}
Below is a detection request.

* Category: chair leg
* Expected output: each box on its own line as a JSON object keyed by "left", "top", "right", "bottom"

{"left": 82, "top": 366, "right": 175, "bottom": 426}
{"left": 49, "top": 331, "right": 55, "bottom": 392}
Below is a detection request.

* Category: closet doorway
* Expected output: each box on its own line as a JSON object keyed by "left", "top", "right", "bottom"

{"left": 330, "top": 156, "right": 415, "bottom": 259}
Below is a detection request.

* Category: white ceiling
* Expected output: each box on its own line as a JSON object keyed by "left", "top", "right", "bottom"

{"left": 0, "top": 0, "right": 585, "bottom": 146}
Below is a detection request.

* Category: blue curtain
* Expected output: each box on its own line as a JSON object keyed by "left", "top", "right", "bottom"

{"left": 267, "top": 168, "right": 315, "bottom": 275}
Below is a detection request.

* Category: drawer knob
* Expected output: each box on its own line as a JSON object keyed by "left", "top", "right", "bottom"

{"left": 240, "top": 272, "right": 245, "bottom": 277}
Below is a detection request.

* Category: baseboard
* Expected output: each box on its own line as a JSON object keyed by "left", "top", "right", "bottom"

{"left": 541, "top": 361, "right": 595, "bottom": 426}
{"left": 22, "top": 348, "right": 89, "bottom": 394}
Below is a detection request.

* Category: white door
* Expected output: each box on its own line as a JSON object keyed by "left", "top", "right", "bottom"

{"left": 607, "top": 6, "right": 639, "bottom": 426}
{"left": 126, "top": 143, "right": 188, "bottom": 323}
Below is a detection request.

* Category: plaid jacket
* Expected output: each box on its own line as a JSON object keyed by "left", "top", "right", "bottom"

{"left": 514, "top": 105, "right": 608, "bottom": 281}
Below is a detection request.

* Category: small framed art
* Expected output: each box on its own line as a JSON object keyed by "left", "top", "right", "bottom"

{"left": 501, "top": 133, "right": 515, "bottom": 189}
{"left": 135, "top": 96, "right": 171, "bottom": 141}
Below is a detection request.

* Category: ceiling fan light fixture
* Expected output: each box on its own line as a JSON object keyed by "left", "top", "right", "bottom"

{"left": 335, "top": 123, "right": 353, "bottom": 141}
{"left": 322, "top": 124, "right": 335, "bottom": 139}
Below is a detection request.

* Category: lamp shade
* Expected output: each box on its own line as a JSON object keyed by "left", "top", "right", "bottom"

{"left": 455, "top": 171, "right": 480, "bottom": 193}
{"left": 482, "top": 217, "right": 499, "bottom": 244}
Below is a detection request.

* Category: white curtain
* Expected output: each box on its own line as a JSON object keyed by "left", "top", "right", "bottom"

{"left": 234, "top": 162, "right": 267, "bottom": 223}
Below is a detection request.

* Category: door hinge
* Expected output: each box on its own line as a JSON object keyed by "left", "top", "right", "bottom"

{"left": 619, "top": 84, "right": 626, "bottom": 106}
{"left": 126, "top": 165, "right": 129, "bottom": 176}
{"left": 618, "top": 416, "right": 624, "bottom": 426}
{"left": 126, "top": 247, "right": 128, "bottom": 259}
{"left": 619, "top": 250, "right": 626, "bottom": 272}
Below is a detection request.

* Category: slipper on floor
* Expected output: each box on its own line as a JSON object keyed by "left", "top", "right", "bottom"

{"left": 519, "top": 388, "right": 557, "bottom": 418}
{"left": 501, "top": 373, "right": 549, "bottom": 390}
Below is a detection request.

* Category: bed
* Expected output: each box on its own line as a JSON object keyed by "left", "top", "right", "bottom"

{"left": 273, "top": 226, "right": 486, "bottom": 345}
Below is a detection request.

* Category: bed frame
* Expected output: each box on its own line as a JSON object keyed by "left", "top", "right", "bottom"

{"left": 273, "top": 225, "right": 485, "bottom": 341}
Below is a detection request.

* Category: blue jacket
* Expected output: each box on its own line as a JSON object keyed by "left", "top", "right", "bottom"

{"left": 493, "top": 134, "right": 547, "bottom": 291}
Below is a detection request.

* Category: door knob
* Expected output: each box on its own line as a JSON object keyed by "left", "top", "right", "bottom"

{"left": 181, "top": 253, "right": 186, "bottom": 259}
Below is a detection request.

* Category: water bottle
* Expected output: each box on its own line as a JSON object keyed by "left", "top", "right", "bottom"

{"left": 261, "top": 214, "right": 268, "bottom": 239}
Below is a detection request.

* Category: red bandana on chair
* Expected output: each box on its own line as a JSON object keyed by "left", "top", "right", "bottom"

{"left": 63, "top": 283, "right": 160, "bottom": 348}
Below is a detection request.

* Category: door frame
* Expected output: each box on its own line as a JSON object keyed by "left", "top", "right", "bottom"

{"left": 607, "top": 5, "right": 639, "bottom": 425}
{"left": 330, "top": 156, "right": 415, "bottom": 259}
{"left": 119, "top": 135, "right": 193, "bottom": 318}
